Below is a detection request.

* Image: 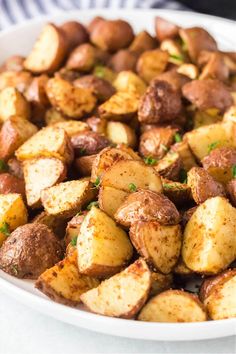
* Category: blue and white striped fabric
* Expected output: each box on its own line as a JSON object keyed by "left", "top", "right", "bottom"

{"left": 0, "top": 0, "right": 187, "bottom": 30}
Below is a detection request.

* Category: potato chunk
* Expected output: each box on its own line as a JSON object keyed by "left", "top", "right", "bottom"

{"left": 23, "top": 157, "right": 67, "bottom": 208}
{"left": 35, "top": 250, "right": 100, "bottom": 306}
{"left": 65, "top": 212, "right": 87, "bottom": 245}
{"left": 138, "top": 290, "right": 207, "bottom": 322}
{"left": 52, "top": 120, "right": 90, "bottom": 137}
{"left": 113, "top": 71, "right": 147, "bottom": 95}
{"left": 41, "top": 180, "right": 96, "bottom": 218}
{"left": 16, "top": 126, "right": 73, "bottom": 164}
{"left": 98, "top": 186, "right": 129, "bottom": 218}
{"left": 136, "top": 49, "right": 169, "bottom": 83}
{"left": 0, "top": 193, "right": 28, "bottom": 246}
{"left": 130, "top": 221, "right": 181, "bottom": 274}
{"left": 0, "top": 87, "right": 30, "bottom": 122}
{"left": 80, "top": 258, "right": 151, "bottom": 318}
{"left": 106, "top": 121, "right": 137, "bottom": 148}
{"left": 161, "top": 178, "right": 192, "bottom": 206}
{"left": 182, "top": 197, "right": 236, "bottom": 274}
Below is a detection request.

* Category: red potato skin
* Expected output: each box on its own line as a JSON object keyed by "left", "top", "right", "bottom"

{"left": 108, "top": 50, "right": 138, "bottom": 73}
{"left": 71, "top": 131, "right": 110, "bottom": 157}
{"left": 155, "top": 17, "right": 179, "bottom": 42}
{"left": 0, "top": 173, "right": 25, "bottom": 197}
{"left": 60, "top": 21, "right": 89, "bottom": 52}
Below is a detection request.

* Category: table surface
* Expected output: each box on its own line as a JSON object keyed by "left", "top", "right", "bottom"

{"left": 0, "top": 291, "right": 235, "bottom": 354}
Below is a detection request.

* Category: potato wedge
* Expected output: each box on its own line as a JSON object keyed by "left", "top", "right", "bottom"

{"left": 136, "top": 49, "right": 169, "bottom": 83}
{"left": 77, "top": 206, "right": 133, "bottom": 277}
{"left": 45, "top": 107, "right": 67, "bottom": 126}
{"left": 23, "top": 157, "right": 67, "bottom": 208}
{"left": 24, "top": 23, "right": 66, "bottom": 74}
{"left": 106, "top": 121, "right": 137, "bottom": 148}
{"left": 35, "top": 250, "right": 100, "bottom": 306}
{"left": 80, "top": 258, "right": 151, "bottom": 318}
{"left": 86, "top": 116, "right": 107, "bottom": 134}
{"left": 192, "top": 110, "right": 222, "bottom": 129}
{"left": 0, "top": 87, "right": 30, "bottom": 122}
{"left": 182, "top": 197, "right": 236, "bottom": 274}
{"left": 16, "top": 126, "right": 74, "bottom": 164}
{"left": 113, "top": 71, "right": 147, "bottom": 95}
{"left": 52, "top": 120, "right": 90, "bottom": 137}
{"left": 41, "top": 180, "right": 96, "bottom": 218}
{"left": 46, "top": 77, "right": 96, "bottom": 119}
{"left": 98, "top": 186, "right": 129, "bottom": 218}
{"left": 171, "top": 141, "right": 198, "bottom": 171}
{"left": 101, "top": 159, "right": 163, "bottom": 193}
{"left": 155, "top": 17, "right": 179, "bottom": 42}
{"left": 0, "top": 70, "right": 32, "bottom": 93}
{"left": 32, "top": 211, "right": 67, "bottom": 239}
{"left": 65, "top": 212, "right": 87, "bottom": 245}
{"left": 129, "top": 31, "right": 156, "bottom": 54}
{"left": 0, "top": 115, "right": 38, "bottom": 160}
{"left": 0, "top": 193, "right": 28, "bottom": 246}
{"left": 150, "top": 271, "right": 173, "bottom": 296}
{"left": 74, "top": 155, "right": 97, "bottom": 177}
{"left": 162, "top": 178, "right": 192, "bottom": 206}
{"left": 138, "top": 290, "right": 207, "bottom": 322}
{"left": 155, "top": 151, "right": 182, "bottom": 181}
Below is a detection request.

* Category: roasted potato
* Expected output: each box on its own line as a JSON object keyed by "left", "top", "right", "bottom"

{"left": 171, "top": 141, "right": 198, "bottom": 171}
{"left": 227, "top": 179, "right": 236, "bottom": 207}
{"left": 199, "top": 52, "right": 229, "bottom": 81}
{"left": 0, "top": 173, "right": 25, "bottom": 197}
{"left": 74, "top": 154, "right": 97, "bottom": 177}
{"left": 181, "top": 206, "right": 198, "bottom": 228}
{"left": 136, "top": 49, "right": 169, "bottom": 83}
{"left": 65, "top": 212, "right": 87, "bottom": 245}
{"left": 0, "top": 55, "right": 25, "bottom": 73}
{"left": 113, "top": 70, "right": 147, "bottom": 96}
{"left": 60, "top": 21, "right": 89, "bottom": 51}
{"left": 129, "top": 31, "right": 156, "bottom": 54}
{"left": 150, "top": 271, "right": 173, "bottom": 296}
{"left": 74, "top": 75, "right": 115, "bottom": 102}
{"left": 138, "top": 290, "right": 207, "bottom": 322}
{"left": 177, "top": 63, "right": 199, "bottom": 80}
{"left": 0, "top": 87, "right": 30, "bottom": 122}
{"left": 86, "top": 116, "right": 107, "bottom": 134}
{"left": 93, "top": 65, "right": 117, "bottom": 83}
{"left": 130, "top": 221, "right": 182, "bottom": 274}
{"left": 115, "top": 190, "right": 180, "bottom": 227}
{"left": 98, "top": 186, "right": 129, "bottom": 218}
{"left": 77, "top": 206, "right": 133, "bottom": 277}
{"left": 80, "top": 258, "right": 151, "bottom": 318}
{"left": 7, "top": 158, "right": 24, "bottom": 179}
{"left": 162, "top": 178, "right": 192, "bottom": 206}
{"left": 223, "top": 105, "right": 236, "bottom": 124}
{"left": 71, "top": 131, "right": 110, "bottom": 157}
{"left": 155, "top": 151, "right": 182, "bottom": 181}
{"left": 155, "top": 70, "right": 190, "bottom": 92}
{"left": 155, "top": 17, "right": 179, "bottom": 42}
{"left": 52, "top": 120, "right": 90, "bottom": 137}
{"left": 108, "top": 50, "right": 137, "bottom": 73}
{"left": 160, "top": 39, "right": 184, "bottom": 65}
{"left": 32, "top": 211, "right": 67, "bottom": 240}
{"left": 0, "top": 70, "right": 33, "bottom": 93}
{"left": 45, "top": 107, "right": 67, "bottom": 125}
{"left": 192, "top": 109, "right": 222, "bottom": 129}
{"left": 41, "top": 179, "right": 96, "bottom": 218}
{"left": 0, "top": 223, "right": 63, "bottom": 278}
{"left": 182, "top": 196, "right": 236, "bottom": 274}
{"left": 174, "top": 257, "right": 193, "bottom": 276}
{"left": 106, "top": 121, "right": 137, "bottom": 148}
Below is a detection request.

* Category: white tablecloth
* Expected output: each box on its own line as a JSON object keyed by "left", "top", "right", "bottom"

{"left": 0, "top": 290, "right": 235, "bottom": 354}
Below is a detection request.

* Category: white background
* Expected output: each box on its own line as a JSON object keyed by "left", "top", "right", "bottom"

{"left": 0, "top": 291, "right": 235, "bottom": 354}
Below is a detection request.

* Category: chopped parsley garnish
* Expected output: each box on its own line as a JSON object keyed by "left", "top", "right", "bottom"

{"left": 160, "top": 144, "right": 168, "bottom": 152}
{"left": 87, "top": 201, "right": 99, "bottom": 210}
{"left": 174, "top": 133, "right": 182, "bottom": 143}
{"left": 170, "top": 54, "right": 184, "bottom": 61}
{"left": 232, "top": 165, "right": 236, "bottom": 178}
{"left": 0, "top": 222, "right": 10, "bottom": 237}
{"left": 128, "top": 183, "right": 137, "bottom": 192}
{"left": 179, "top": 169, "right": 187, "bottom": 184}
{"left": 0, "top": 159, "right": 8, "bottom": 172}
{"left": 94, "top": 177, "right": 100, "bottom": 188}
{"left": 79, "top": 147, "right": 86, "bottom": 156}
{"left": 144, "top": 156, "right": 157, "bottom": 166}
{"left": 163, "top": 183, "right": 174, "bottom": 189}
{"left": 208, "top": 141, "right": 219, "bottom": 153}
{"left": 94, "top": 66, "right": 105, "bottom": 78}
{"left": 70, "top": 236, "right": 78, "bottom": 246}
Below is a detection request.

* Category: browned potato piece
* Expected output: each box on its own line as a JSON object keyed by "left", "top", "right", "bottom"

{"left": 32, "top": 211, "right": 67, "bottom": 240}
{"left": 46, "top": 77, "right": 96, "bottom": 119}
{"left": 77, "top": 206, "right": 133, "bottom": 277}
{"left": 74, "top": 75, "right": 115, "bottom": 102}
{"left": 24, "top": 23, "right": 66, "bottom": 74}
{"left": 139, "top": 126, "right": 178, "bottom": 159}
{"left": 136, "top": 50, "right": 169, "bottom": 83}
{"left": 162, "top": 178, "right": 192, "bottom": 206}
{"left": 74, "top": 155, "right": 97, "bottom": 177}
{"left": 199, "top": 52, "right": 229, "bottom": 81}
{"left": 71, "top": 131, "right": 110, "bottom": 157}
{"left": 138, "top": 290, "right": 207, "bottom": 322}
{"left": 53, "top": 120, "right": 90, "bottom": 137}
{"left": 55, "top": 67, "right": 80, "bottom": 82}
{"left": 156, "top": 70, "right": 190, "bottom": 92}
{"left": 98, "top": 186, "right": 129, "bottom": 218}
{"left": 60, "top": 21, "right": 89, "bottom": 51}
{"left": 115, "top": 190, "right": 180, "bottom": 228}
{"left": 0, "top": 223, "right": 63, "bottom": 279}
{"left": 155, "top": 151, "right": 182, "bottom": 181}
{"left": 0, "top": 116, "right": 38, "bottom": 160}
{"left": 81, "top": 258, "right": 151, "bottom": 318}
{"left": 86, "top": 116, "right": 107, "bottom": 134}
{"left": 171, "top": 141, "right": 198, "bottom": 171}
{"left": 138, "top": 81, "right": 182, "bottom": 124}
{"left": 101, "top": 159, "right": 163, "bottom": 194}
{"left": 23, "top": 157, "right": 67, "bottom": 208}
{"left": 187, "top": 167, "right": 225, "bottom": 204}
{"left": 90, "top": 19, "right": 134, "bottom": 52}
{"left": 113, "top": 71, "right": 147, "bottom": 96}
{"left": 87, "top": 16, "right": 105, "bottom": 33}
{"left": 179, "top": 27, "right": 217, "bottom": 63}
{"left": 25, "top": 74, "right": 49, "bottom": 106}
{"left": 150, "top": 271, "right": 173, "bottom": 296}
{"left": 130, "top": 221, "right": 182, "bottom": 274}
{"left": 35, "top": 250, "right": 99, "bottom": 306}
{"left": 0, "top": 70, "right": 33, "bottom": 93}
{"left": 7, "top": 158, "right": 24, "bottom": 179}
{"left": 201, "top": 147, "right": 236, "bottom": 184}
{"left": 106, "top": 121, "right": 137, "bottom": 148}
{"left": 65, "top": 212, "right": 87, "bottom": 245}
{"left": 0, "top": 55, "right": 25, "bottom": 72}
{"left": 0, "top": 173, "right": 25, "bottom": 197}
{"left": 181, "top": 206, "right": 198, "bottom": 228}
{"left": 108, "top": 50, "right": 138, "bottom": 73}
{"left": 192, "top": 109, "right": 222, "bottom": 129}
{"left": 129, "top": 31, "right": 156, "bottom": 54}
{"left": 0, "top": 87, "right": 30, "bottom": 122}
{"left": 223, "top": 105, "right": 236, "bottom": 124}
{"left": 16, "top": 126, "right": 73, "bottom": 164}
{"left": 45, "top": 107, "right": 67, "bottom": 125}
{"left": 177, "top": 63, "right": 199, "bottom": 80}
{"left": 155, "top": 17, "right": 179, "bottom": 42}
{"left": 227, "top": 179, "right": 236, "bottom": 206}
{"left": 182, "top": 79, "right": 233, "bottom": 114}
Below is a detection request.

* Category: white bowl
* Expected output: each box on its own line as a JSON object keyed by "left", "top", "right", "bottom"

{"left": 0, "top": 9, "right": 236, "bottom": 341}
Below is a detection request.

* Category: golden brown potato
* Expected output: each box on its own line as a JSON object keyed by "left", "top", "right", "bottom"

{"left": 86, "top": 116, "right": 107, "bottom": 134}
{"left": 227, "top": 179, "right": 236, "bottom": 207}
{"left": 171, "top": 141, "right": 198, "bottom": 171}
{"left": 129, "top": 31, "right": 156, "bottom": 54}
{"left": 130, "top": 221, "right": 182, "bottom": 274}
{"left": 74, "top": 75, "right": 115, "bottom": 102}
{"left": 155, "top": 151, "right": 182, "bottom": 181}
{"left": 77, "top": 206, "right": 133, "bottom": 277}
{"left": 187, "top": 167, "right": 225, "bottom": 204}
{"left": 0, "top": 55, "right": 25, "bottom": 72}
{"left": 161, "top": 178, "right": 192, "bottom": 206}
{"left": 113, "top": 70, "right": 147, "bottom": 96}
{"left": 136, "top": 49, "right": 169, "bottom": 83}
{"left": 98, "top": 186, "right": 129, "bottom": 219}
{"left": 201, "top": 147, "right": 236, "bottom": 184}
{"left": 80, "top": 258, "right": 151, "bottom": 318}
{"left": 24, "top": 23, "right": 66, "bottom": 74}
{"left": 199, "top": 52, "right": 229, "bottom": 81}
{"left": 35, "top": 250, "right": 99, "bottom": 306}
{"left": 160, "top": 39, "right": 185, "bottom": 65}
{"left": 138, "top": 80, "right": 182, "bottom": 124}
{"left": 0, "top": 87, "right": 30, "bottom": 122}
{"left": 32, "top": 211, "right": 67, "bottom": 240}
{"left": 150, "top": 271, "right": 173, "bottom": 296}
{"left": 223, "top": 105, "right": 236, "bottom": 124}
{"left": 55, "top": 67, "right": 80, "bottom": 82}
{"left": 23, "top": 157, "right": 67, "bottom": 208}
{"left": 115, "top": 190, "right": 180, "bottom": 227}
{"left": 71, "top": 131, "right": 110, "bottom": 157}
{"left": 87, "top": 16, "right": 105, "bottom": 33}
{"left": 25, "top": 74, "right": 49, "bottom": 106}
{"left": 52, "top": 120, "right": 90, "bottom": 137}
{"left": 182, "top": 79, "right": 233, "bottom": 114}
{"left": 41, "top": 179, "right": 96, "bottom": 218}
{"left": 74, "top": 154, "right": 97, "bottom": 177}
{"left": 138, "top": 290, "right": 207, "bottom": 322}
{"left": 155, "top": 17, "right": 179, "bottom": 42}
{"left": 46, "top": 77, "right": 96, "bottom": 119}
{"left": 106, "top": 121, "right": 137, "bottom": 148}
{"left": 182, "top": 196, "right": 236, "bottom": 274}
{"left": 0, "top": 173, "right": 25, "bottom": 197}
{"left": 192, "top": 109, "right": 222, "bottom": 129}
{"left": 0, "top": 70, "right": 33, "bottom": 93}
{"left": 45, "top": 107, "right": 67, "bottom": 125}
{"left": 90, "top": 19, "right": 134, "bottom": 52}
{"left": 179, "top": 27, "right": 217, "bottom": 63}
{"left": 16, "top": 126, "right": 74, "bottom": 164}
{"left": 7, "top": 158, "right": 24, "bottom": 179}
{"left": 60, "top": 21, "right": 89, "bottom": 51}
{"left": 0, "top": 115, "right": 38, "bottom": 160}
{"left": 108, "top": 50, "right": 138, "bottom": 73}
{"left": 155, "top": 70, "right": 190, "bottom": 92}
{"left": 65, "top": 212, "right": 87, "bottom": 245}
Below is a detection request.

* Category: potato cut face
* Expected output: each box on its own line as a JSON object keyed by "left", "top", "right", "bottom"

{"left": 101, "top": 159, "right": 163, "bottom": 193}
{"left": 53, "top": 120, "right": 90, "bottom": 137}
{"left": 161, "top": 178, "right": 192, "bottom": 206}
{"left": 113, "top": 71, "right": 147, "bottom": 95}
{"left": 23, "top": 157, "right": 67, "bottom": 208}
{"left": 98, "top": 186, "right": 129, "bottom": 218}
{"left": 106, "top": 121, "right": 137, "bottom": 148}
{"left": 171, "top": 141, "right": 197, "bottom": 171}
{"left": 35, "top": 250, "right": 100, "bottom": 306}
{"left": 150, "top": 271, "right": 173, "bottom": 296}
{"left": 77, "top": 206, "right": 133, "bottom": 277}
{"left": 130, "top": 221, "right": 181, "bottom": 274}
{"left": 41, "top": 180, "right": 96, "bottom": 218}
{"left": 182, "top": 197, "right": 236, "bottom": 274}
{"left": 0, "top": 87, "right": 30, "bottom": 122}
{"left": 32, "top": 211, "right": 67, "bottom": 239}
{"left": 138, "top": 290, "right": 207, "bottom": 322}
{"left": 137, "top": 49, "right": 169, "bottom": 83}
{"left": 80, "top": 258, "right": 151, "bottom": 318}
{"left": 16, "top": 126, "right": 73, "bottom": 164}
{"left": 0, "top": 193, "right": 28, "bottom": 246}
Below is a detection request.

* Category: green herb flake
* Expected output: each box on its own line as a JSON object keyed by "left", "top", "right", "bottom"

{"left": 160, "top": 144, "right": 168, "bottom": 152}
{"left": 179, "top": 169, "right": 187, "bottom": 184}
{"left": 170, "top": 54, "right": 184, "bottom": 62}
{"left": 163, "top": 183, "right": 174, "bottom": 189}
{"left": 144, "top": 156, "right": 157, "bottom": 166}
{"left": 128, "top": 183, "right": 137, "bottom": 192}
{"left": 0, "top": 159, "right": 8, "bottom": 172}
{"left": 94, "top": 177, "right": 100, "bottom": 188}
{"left": 11, "top": 265, "right": 18, "bottom": 276}
{"left": 70, "top": 236, "right": 78, "bottom": 246}
{"left": 174, "top": 133, "right": 182, "bottom": 143}
{"left": 76, "top": 211, "right": 82, "bottom": 217}
{"left": 208, "top": 141, "right": 219, "bottom": 153}
{"left": 0, "top": 222, "right": 10, "bottom": 237}
{"left": 94, "top": 66, "right": 105, "bottom": 78}
{"left": 232, "top": 165, "right": 236, "bottom": 178}
{"left": 87, "top": 201, "right": 99, "bottom": 210}
{"left": 79, "top": 147, "right": 86, "bottom": 156}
